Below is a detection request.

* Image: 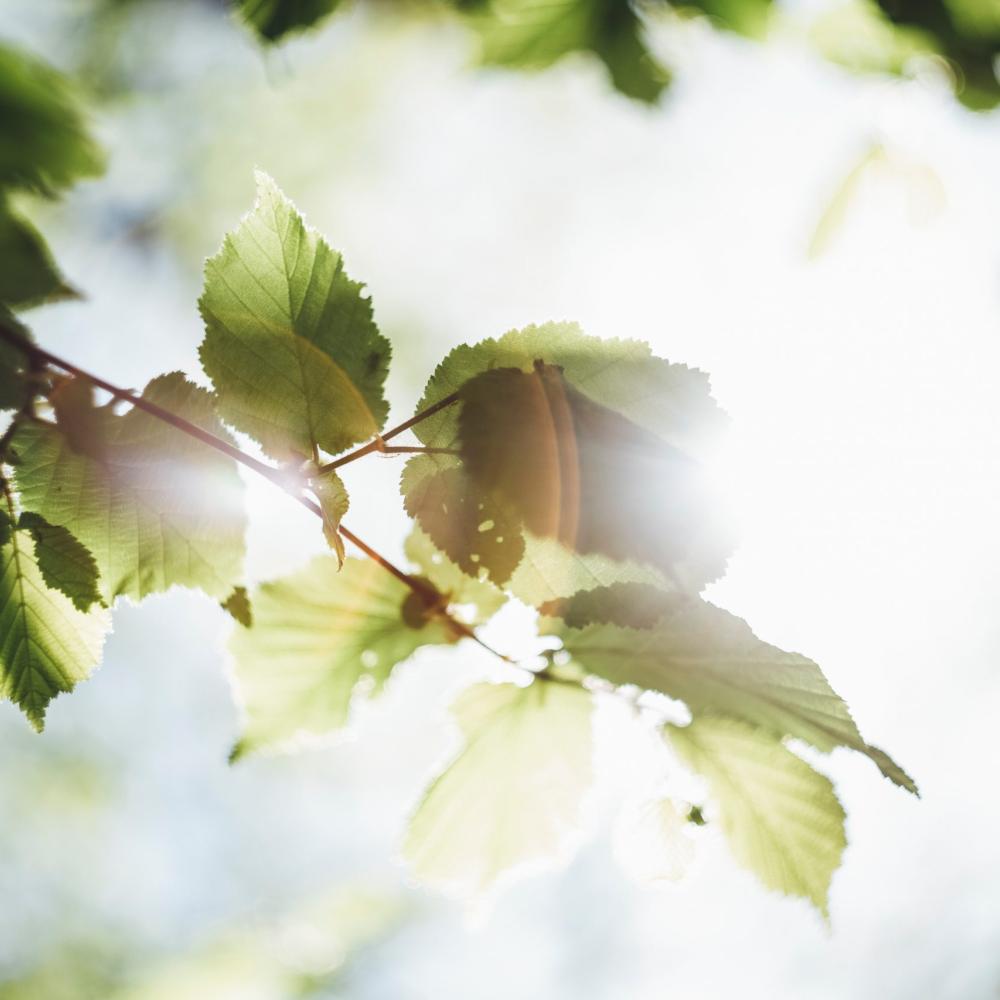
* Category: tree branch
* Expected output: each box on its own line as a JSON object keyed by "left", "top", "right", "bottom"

{"left": 317, "top": 391, "right": 460, "bottom": 473}
{"left": 0, "top": 323, "right": 512, "bottom": 661}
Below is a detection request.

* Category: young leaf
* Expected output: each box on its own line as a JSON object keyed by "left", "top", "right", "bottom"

{"left": 668, "top": 717, "right": 847, "bottom": 916}
{"left": 199, "top": 172, "right": 390, "bottom": 461}
{"left": 311, "top": 469, "right": 349, "bottom": 567}
{"left": 235, "top": 0, "right": 342, "bottom": 42}
{"left": 12, "top": 372, "right": 246, "bottom": 604}
{"left": 551, "top": 597, "right": 918, "bottom": 794}
{"left": 403, "top": 679, "right": 593, "bottom": 896}
{"left": 229, "top": 556, "right": 458, "bottom": 756}
{"left": 0, "top": 198, "right": 76, "bottom": 309}
{"left": 17, "top": 511, "right": 102, "bottom": 612}
{"left": 0, "top": 521, "right": 110, "bottom": 729}
{"left": 457, "top": 363, "right": 730, "bottom": 586}
{"left": 401, "top": 456, "right": 524, "bottom": 586}
{"left": 48, "top": 374, "right": 106, "bottom": 457}
{"left": 0, "top": 42, "right": 105, "bottom": 196}
{"left": 404, "top": 526, "right": 505, "bottom": 625}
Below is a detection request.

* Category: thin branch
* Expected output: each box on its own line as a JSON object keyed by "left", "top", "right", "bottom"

{"left": 378, "top": 445, "right": 461, "bottom": 457}
{"left": 0, "top": 323, "right": 513, "bottom": 662}
{"left": 317, "top": 391, "right": 460, "bottom": 473}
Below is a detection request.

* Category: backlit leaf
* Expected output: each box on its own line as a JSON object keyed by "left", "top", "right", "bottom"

{"left": 403, "top": 679, "right": 593, "bottom": 896}
{"left": 668, "top": 716, "right": 847, "bottom": 915}
{"left": 17, "top": 511, "right": 102, "bottom": 612}
{"left": 230, "top": 556, "right": 458, "bottom": 756}
{"left": 552, "top": 596, "right": 917, "bottom": 793}
{"left": 12, "top": 372, "right": 246, "bottom": 603}
{"left": 199, "top": 172, "right": 390, "bottom": 461}
{"left": 235, "top": 0, "right": 342, "bottom": 42}
{"left": 0, "top": 199, "right": 76, "bottom": 309}
{"left": 0, "top": 520, "right": 110, "bottom": 729}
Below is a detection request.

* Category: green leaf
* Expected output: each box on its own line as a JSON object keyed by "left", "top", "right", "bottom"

{"left": 235, "top": 0, "right": 342, "bottom": 42}
{"left": 401, "top": 456, "right": 524, "bottom": 586}
{"left": 552, "top": 597, "right": 918, "bottom": 794}
{"left": 668, "top": 717, "right": 847, "bottom": 916}
{"left": 403, "top": 679, "right": 593, "bottom": 896}
{"left": 404, "top": 525, "right": 506, "bottom": 625}
{"left": 539, "top": 580, "right": 676, "bottom": 628}
{"left": 229, "top": 556, "right": 458, "bottom": 756}
{"left": 456, "top": 362, "right": 730, "bottom": 586}
{"left": 453, "top": 0, "right": 669, "bottom": 103}
{"left": 506, "top": 532, "right": 667, "bottom": 607}
{"left": 12, "top": 372, "right": 246, "bottom": 604}
{"left": 221, "top": 585, "right": 253, "bottom": 627}
{"left": 311, "top": 468, "right": 349, "bottom": 567}
{"left": 0, "top": 308, "right": 32, "bottom": 413}
{"left": 405, "top": 322, "right": 730, "bottom": 589}
{"left": 17, "top": 511, "right": 102, "bottom": 612}
{"left": 0, "top": 198, "right": 76, "bottom": 309}
{"left": 0, "top": 520, "right": 110, "bottom": 729}
{"left": 0, "top": 42, "right": 105, "bottom": 196}
{"left": 199, "top": 172, "right": 390, "bottom": 461}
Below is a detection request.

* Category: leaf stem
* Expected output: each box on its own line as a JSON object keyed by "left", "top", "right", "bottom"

{"left": 316, "top": 391, "right": 460, "bottom": 473}
{"left": 0, "top": 323, "right": 510, "bottom": 660}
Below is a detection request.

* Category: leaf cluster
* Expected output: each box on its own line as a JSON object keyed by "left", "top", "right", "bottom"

{"left": 0, "top": 44, "right": 917, "bottom": 916}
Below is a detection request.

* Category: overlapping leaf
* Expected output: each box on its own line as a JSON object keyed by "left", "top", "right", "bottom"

{"left": 403, "top": 679, "right": 593, "bottom": 895}
{"left": 0, "top": 43, "right": 105, "bottom": 196}
{"left": 0, "top": 199, "right": 75, "bottom": 309}
{"left": 403, "top": 322, "right": 730, "bottom": 590}
{"left": 199, "top": 172, "right": 390, "bottom": 461}
{"left": 0, "top": 509, "right": 110, "bottom": 729}
{"left": 453, "top": 0, "right": 669, "bottom": 103}
{"left": 17, "top": 511, "right": 102, "bottom": 612}
{"left": 229, "top": 556, "right": 458, "bottom": 756}
{"left": 235, "top": 0, "right": 342, "bottom": 42}
{"left": 551, "top": 596, "right": 917, "bottom": 793}
{"left": 12, "top": 372, "right": 246, "bottom": 603}
{"left": 668, "top": 716, "right": 847, "bottom": 915}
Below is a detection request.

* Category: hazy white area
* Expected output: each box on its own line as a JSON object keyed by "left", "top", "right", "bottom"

{"left": 4, "top": 2, "right": 1000, "bottom": 997}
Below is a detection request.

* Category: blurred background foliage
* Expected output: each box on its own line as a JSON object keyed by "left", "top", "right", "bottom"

{"left": 4, "top": 0, "right": 1000, "bottom": 997}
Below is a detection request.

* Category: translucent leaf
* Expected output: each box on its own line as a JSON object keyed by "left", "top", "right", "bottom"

{"left": 312, "top": 468, "right": 348, "bottom": 567}
{"left": 401, "top": 456, "right": 524, "bottom": 586}
{"left": 48, "top": 374, "right": 106, "bottom": 457}
{"left": 0, "top": 43, "right": 105, "bottom": 196}
{"left": 668, "top": 717, "right": 847, "bottom": 916}
{"left": 199, "top": 172, "right": 390, "bottom": 461}
{"left": 0, "top": 198, "right": 76, "bottom": 309}
{"left": 405, "top": 322, "right": 730, "bottom": 589}
{"left": 456, "top": 363, "right": 730, "bottom": 586}
{"left": 552, "top": 597, "right": 918, "bottom": 794}
{"left": 230, "top": 556, "right": 458, "bottom": 756}
{"left": 403, "top": 679, "right": 593, "bottom": 896}
{"left": 404, "top": 525, "right": 506, "bottom": 625}
{"left": 506, "top": 532, "right": 666, "bottom": 607}
{"left": 17, "top": 511, "right": 102, "bottom": 612}
{"left": 235, "top": 0, "right": 342, "bottom": 42}
{"left": 539, "top": 580, "right": 677, "bottom": 628}
{"left": 12, "top": 372, "right": 247, "bottom": 604}
{"left": 0, "top": 522, "right": 110, "bottom": 729}
{"left": 612, "top": 797, "right": 697, "bottom": 884}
